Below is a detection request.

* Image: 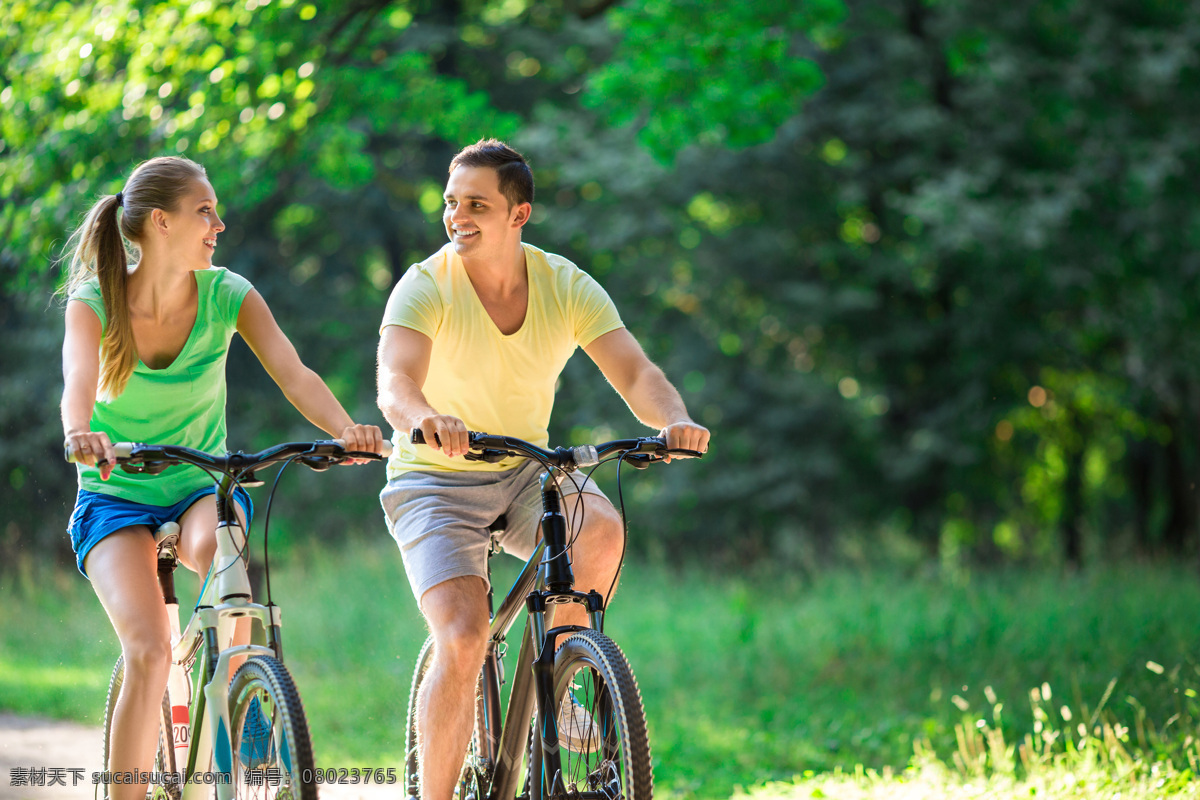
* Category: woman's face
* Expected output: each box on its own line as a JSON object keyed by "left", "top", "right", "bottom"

{"left": 161, "top": 178, "right": 225, "bottom": 269}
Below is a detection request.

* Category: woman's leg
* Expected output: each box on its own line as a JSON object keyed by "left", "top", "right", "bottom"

{"left": 177, "top": 495, "right": 252, "bottom": 677}
{"left": 86, "top": 527, "right": 170, "bottom": 800}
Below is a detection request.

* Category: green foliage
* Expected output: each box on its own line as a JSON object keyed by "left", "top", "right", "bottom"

{"left": 584, "top": 0, "right": 844, "bottom": 161}
{"left": 5, "top": 0, "right": 1200, "bottom": 570}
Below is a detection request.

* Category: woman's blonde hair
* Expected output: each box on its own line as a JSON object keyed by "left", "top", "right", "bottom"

{"left": 61, "top": 156, "right": 208, "bottom": 399}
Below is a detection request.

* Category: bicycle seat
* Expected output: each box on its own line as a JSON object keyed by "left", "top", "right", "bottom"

{"left": 155, "top": 521, "right": 181, "bottom": 551}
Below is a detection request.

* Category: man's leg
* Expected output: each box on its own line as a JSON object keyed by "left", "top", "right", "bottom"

{"left": 417, "top": 575, "right": 491, "bottom": 800}
{"left": 554, "top": 492, "right": 625, "bottom": 628}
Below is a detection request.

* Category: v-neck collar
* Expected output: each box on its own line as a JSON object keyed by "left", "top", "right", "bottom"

{"left": 137, "top": 271, "right": 203, "bottom": 372}
{"left": 462, "top": 248, "right": 532, "bottom": 339}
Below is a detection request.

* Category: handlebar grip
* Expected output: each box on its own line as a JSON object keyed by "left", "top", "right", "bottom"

{"left": 64, "top": 441, "right": 136, "bottom": 464}
{"left": 410, "top": 428, "right": 445, "bottom": 447}
{"left": 332, "top": 438, "right": 393, "bottom": 458}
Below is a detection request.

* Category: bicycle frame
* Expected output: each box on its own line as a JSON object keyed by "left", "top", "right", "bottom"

{"left": 470, "top": 473, "right": 608, "bottom": 800}
{"left": 163, "top": 474, "right": 282, "bottom": 800}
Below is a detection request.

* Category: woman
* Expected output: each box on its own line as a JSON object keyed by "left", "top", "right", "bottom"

{"left": 60, "top": 156, "right": 382, "bottom": 799}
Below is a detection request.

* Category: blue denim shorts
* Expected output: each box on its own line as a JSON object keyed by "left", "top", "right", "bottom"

{"left": 68, "top": 486, "right": 253, "bottom": 578}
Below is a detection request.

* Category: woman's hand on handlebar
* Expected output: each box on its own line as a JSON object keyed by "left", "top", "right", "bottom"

{"left": 659, "top": 420, "right": 710, "bottom": 463}
{"left": 412, "top": 414, "right": 471, "bottom": 459}
{"left": 337, "top": 424, "right": 386, "bottom": 464}
{"left": 64, "top": 430, "right": 115, "bottom": 480}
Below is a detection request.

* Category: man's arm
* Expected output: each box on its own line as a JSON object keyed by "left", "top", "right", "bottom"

{"left": 583, "top": 327, "right": 710, "bottom": 454}
{"left": 376, "top": 324, "right": 471, "bottom": 458}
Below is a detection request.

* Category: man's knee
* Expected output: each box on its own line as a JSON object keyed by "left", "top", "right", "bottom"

{"left": 573, "top": 498, "right": 624, "bottom": 552}
{"left": 423, "top": 577, "right": 490, "bottom": 674}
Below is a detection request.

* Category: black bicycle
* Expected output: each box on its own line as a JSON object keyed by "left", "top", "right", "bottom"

{"left": 403, "top": 429, "right": 702, "bottom": 800}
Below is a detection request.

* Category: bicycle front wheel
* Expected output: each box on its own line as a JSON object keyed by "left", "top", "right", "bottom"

{"left": 101, "top": 655, "right": 180, "bottom": 800}
{"left": 531, "top": 629, "right": 653, "bottom": 800}
{"left": 405, "top": 636, "right": 491, "bottom": 799}
{"left": 227, "top": 655, "right": 316, "bottom": 800}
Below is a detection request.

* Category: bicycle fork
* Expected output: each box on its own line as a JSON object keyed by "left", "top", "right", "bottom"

{"left": 492, "top": 473, "right": 610, "bottom": 800}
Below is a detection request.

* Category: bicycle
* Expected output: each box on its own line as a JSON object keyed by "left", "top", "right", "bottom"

{"left": 71, "top": 439, "right": 387, "bottom": 800}
{"left": 402, "top": 429, "right": 702, "bottom": 800}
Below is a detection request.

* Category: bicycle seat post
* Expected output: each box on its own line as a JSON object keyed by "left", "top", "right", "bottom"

{"left": 154, "top": 521, "right": 191, "bottom": 782}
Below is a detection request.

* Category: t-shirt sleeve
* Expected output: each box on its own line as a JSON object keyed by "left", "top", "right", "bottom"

{"left": 69, "top": 279, "right": 108, "bottom": 332}
{"left": 380, "top": 266, "right": 443, "bottom": 338}
{"left": 570, "top": 270, "right": 624, "bottom": 347}
{"left": 210, "top": 268, "right": 254, "bottom": 327}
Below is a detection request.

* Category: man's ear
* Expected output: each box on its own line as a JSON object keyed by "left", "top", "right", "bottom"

{"left": 512, "top": 202, "right": 532, "bottom": 228}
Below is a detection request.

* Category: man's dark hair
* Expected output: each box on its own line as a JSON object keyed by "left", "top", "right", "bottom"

{"left": 449, "top": 138, "right": 534, "bottom": 208}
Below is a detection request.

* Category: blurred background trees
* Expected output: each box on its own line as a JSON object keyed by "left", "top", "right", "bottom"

{"left": 3, "top": 0, "right": 1199, "bottom": 575}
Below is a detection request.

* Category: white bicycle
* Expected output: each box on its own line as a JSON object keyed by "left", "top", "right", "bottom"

{"left": 76, "top": 439, "right": 386, "bottom": 800}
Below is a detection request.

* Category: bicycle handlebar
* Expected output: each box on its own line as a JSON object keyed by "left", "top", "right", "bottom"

{"left": 409, "top": 428, "right": 702, "bottom": 470}
{"left": 66, "top": 439, "right": 391, "bottom": 476}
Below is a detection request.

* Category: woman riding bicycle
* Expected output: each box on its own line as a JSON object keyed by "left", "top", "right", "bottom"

{"left": 59, "top": 156, "right": 382, "bottom": 800}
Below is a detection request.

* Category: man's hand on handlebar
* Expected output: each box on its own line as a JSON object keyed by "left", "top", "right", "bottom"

{"left": 659, "top": 420, "right": 710, "bottom": 463}
{"left": 412, "top": 414, "right": 471, "bottom": 459}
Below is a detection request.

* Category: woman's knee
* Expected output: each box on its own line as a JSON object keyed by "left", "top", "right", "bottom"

{"left": 121, "top": 633, "right": 172, "bottom": 682}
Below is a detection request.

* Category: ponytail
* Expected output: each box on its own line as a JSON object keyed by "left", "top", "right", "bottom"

{"left": 61, "top": 193, "right": 137, "bottom": 400}
{"left": 58, "top": 156, "right": 208, "bottom": 400}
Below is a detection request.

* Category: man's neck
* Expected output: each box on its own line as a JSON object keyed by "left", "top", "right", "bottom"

{"left": 461, "top": 241, "right": 527, "bottom": 294}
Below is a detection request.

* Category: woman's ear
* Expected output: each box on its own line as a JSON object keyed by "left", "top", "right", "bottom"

{"left": 150, "top": 208, "right": 170, "bottom": 237}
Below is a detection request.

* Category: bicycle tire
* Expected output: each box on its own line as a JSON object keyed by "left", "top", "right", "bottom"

{"left": 404, "top": 636, "right": 490, "bottom": 800}
{"left": 101, "top": 655, "right": 181, "bottom": 800}
{"left": 530, "top": 629, "right": 652, "bottom": 800}
{"left": 227, "top": 655, "right": 316, "bottom": 800}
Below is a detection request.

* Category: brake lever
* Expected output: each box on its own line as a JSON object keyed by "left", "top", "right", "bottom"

{"left": 121, "top": 460, "right": 172, "bottom": 475}
{"left": 464, "top": 449, "right": 512, "bottom": 463}
{"left": 297, "top": 456, "right": 334, "bottom": 472}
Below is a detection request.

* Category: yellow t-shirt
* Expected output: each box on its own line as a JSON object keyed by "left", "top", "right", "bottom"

{"left": 380, "top": 242, "right": 623, "bottom": 478}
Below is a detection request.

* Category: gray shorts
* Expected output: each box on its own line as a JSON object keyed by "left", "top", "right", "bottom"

{"left": 380, "top": 460, "right": 610, "bottom": 603}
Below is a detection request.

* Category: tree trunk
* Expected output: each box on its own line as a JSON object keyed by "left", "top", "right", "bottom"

{"left": 1061, "top": 440, "right": 1085, "bottom": 570}
{"left": 1128, "top": 437, "right": 1153, "bottom": 554}
{"left": 1162, "top": 413, "right": 1192, "bottom": 556}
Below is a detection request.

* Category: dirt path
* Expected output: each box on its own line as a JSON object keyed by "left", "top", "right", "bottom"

{"left": 0, "top": 714, "right": 395, "bottom": 799}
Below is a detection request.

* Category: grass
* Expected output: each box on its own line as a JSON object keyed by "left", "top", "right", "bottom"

{"left": 3, "top": 540, "right": 1200, "bottom": 798}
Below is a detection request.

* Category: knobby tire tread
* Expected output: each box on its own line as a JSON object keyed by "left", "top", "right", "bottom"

{"left": 228, "top": 655, "right": 317, "bottom": 800}
{"left": 532, "top": 628, "right": 653, "bottom": 800}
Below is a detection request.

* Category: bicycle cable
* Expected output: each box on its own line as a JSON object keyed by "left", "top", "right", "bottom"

{"left": 255, "top": 454, "right": 312, "bottom": 609}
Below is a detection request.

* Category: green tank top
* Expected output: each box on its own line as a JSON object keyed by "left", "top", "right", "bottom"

{"left": 71, "top": 267, "right": 253, "bottom": 505}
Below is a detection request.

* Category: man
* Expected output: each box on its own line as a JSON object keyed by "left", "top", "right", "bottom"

{"left": 376, "top": 139, "right": 709, "bottom": 800}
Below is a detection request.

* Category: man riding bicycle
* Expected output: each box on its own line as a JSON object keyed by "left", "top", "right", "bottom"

{"left": 376, "top": 138, "right": 710, "bottom": 800}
